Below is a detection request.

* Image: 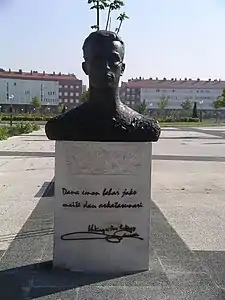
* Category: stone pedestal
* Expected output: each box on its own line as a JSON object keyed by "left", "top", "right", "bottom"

{"left": 54, "top": 141, "right": 152, "bottom": 273}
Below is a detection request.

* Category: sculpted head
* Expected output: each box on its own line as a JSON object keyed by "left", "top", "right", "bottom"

{"left": 82, "top": 30, "right": 125, "bottom": 89}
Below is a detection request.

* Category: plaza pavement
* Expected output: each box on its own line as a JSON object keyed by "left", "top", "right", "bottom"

{"left": 0, "top": 126, "right": 225, "bottom": 299}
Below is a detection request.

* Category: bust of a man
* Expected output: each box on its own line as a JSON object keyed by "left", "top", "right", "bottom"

{"left": 45, "top": 30, "right": 161, "bottom": 142}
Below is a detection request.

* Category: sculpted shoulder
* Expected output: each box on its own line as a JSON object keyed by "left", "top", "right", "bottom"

{"left": 114, "top": 103, "right": 161, "bottom": 142}
{"left": 45, "top": 101, "right": 161, "bottom": 142}
{"left": 45, "top": 102, "right": 89, "bottom": 140}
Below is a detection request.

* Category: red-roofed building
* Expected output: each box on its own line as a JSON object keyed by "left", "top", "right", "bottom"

{"left": 0, "top": 68, "right": 82, "bottom": 113}
{"left": 120, "top": 77, "right": 225, "bottom": 110}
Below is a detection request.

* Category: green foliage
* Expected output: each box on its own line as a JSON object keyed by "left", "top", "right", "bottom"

{"left": 105, "top": 0, "right": 124, "bottom": 30}
{"left": 0, "top": 127, "right": 8, "bottom": 140}
{"left": 88, "top": 0, "right": 128, "bottom": 32}
{"left": 135, "top": 101, "right": 149, "bottom": 115}
{"left": 30, "top": 97, "right": 41, "bottom": 110}
{"left": 88, "top": 0, "right": 110, "bottom": 30}
{"left": 212, "top": 96, "right": 225, "bottom": 109}
{"left": 180, "top": 99, "right": 192, "bottom": 114}
{"left": 115, "top": 12, "right": 129, "bottom": 33}
{"left": 0, "top": 113, "right": 55, "bottom": 122}
{"left": 81, "top": 89, "right": 90, "bottom": 102}
{"left": 58, "top": 103, "right": 67, "bottom": 113}
{"left": 0, "top": 122, "right": 40, "bottom": 140}
{"left": 158, "top": 117, "right": 200, "bottom": 123}
{"left": 157, "top": 96, "right": 169, "bottom": 110}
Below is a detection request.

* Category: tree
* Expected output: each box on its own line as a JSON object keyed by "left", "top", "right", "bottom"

{"left": 81, "top": 89, "right": 90, "bottom": 102}
{"left": 157, "top": 95, "right": 168, "bottom": 110}
{"left": 221, "top": 88, "right": 225, "bottom": 103}
{"left": 88, "top": 0, "right": 109, "bottom": 30}
{"left": 212, "top": 96, "right": 225, "bottom": 123}
{"left": 192, "top": 101, "right": 198, "bottom": 118}
{"left": 105, "top": 0, "right": 124, "bottom": 30}
{"left": 157, "top": 95, "right": 168, "bottom": 119}
{"left": 58, "top": 103, "right": 66, "bottom": 114}
{"left": 115, "top": 12, "right": 129, "bottom": 33}
{"left": 30, "top": 97, "right": 41, "bottom": 111}
{"left": 135, "top": 100, "right": 149, "bottom": 115}
{"left": 181, "top": 98, "right": 192, "bottom": 116}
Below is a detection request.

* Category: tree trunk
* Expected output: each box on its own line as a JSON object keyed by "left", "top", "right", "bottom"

{"left": 105, "top": 7, "right": 111, "bottom": 30}
{"left": 117, "top": 20, "right": 123, "bottom": 33}
{"left": 97, "top": 0, "right": 100, "bottom": 30}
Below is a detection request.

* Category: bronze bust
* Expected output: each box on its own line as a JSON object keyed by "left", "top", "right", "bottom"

{"left": 45, "top": 31, "right": 161, "bottom": 142}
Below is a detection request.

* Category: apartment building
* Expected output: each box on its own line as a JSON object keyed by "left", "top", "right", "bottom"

{"left": 121, "top": 77, "right": 225, "bottom": 110}
{"left": 0, "top": 68, "right": 82, "bottom": 113}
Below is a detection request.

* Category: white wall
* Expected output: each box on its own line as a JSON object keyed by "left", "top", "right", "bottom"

{"left": 0, "top": 78, "right": 59, "bottom": 106}
{"left": 140, "top": 88, "right": 223, "bottom": 109}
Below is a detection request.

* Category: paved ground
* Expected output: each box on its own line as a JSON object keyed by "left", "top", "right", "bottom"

{"left": 0, "top": 126, "right": 225, "bottom": 299}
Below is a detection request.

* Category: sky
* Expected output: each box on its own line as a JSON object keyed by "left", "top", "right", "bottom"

{"left": 1, "top": 0, "right": 225, "bottom": 85}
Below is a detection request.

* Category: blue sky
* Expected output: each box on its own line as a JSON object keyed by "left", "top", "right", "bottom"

{"left": 1, "top": 0, "right": 225, "bottom": 85}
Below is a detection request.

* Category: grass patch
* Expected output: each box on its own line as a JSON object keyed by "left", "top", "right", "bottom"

{"left": 0, "top": 122, "right": 40, "bottom": 141}
{"left": 159, "top": 121, "right": 223, "bottom": 127}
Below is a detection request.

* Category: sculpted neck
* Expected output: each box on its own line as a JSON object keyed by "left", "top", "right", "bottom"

{"left": 89, "top": 86, "right": 121, "bottom": 110}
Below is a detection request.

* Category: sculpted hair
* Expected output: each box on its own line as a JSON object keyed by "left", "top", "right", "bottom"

{"left": 83, "top": 30, "right": 125, "bottom": 61}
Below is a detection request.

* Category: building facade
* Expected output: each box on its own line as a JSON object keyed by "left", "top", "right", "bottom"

{"left": 0, "top": 69, "right": 82, "bottom": 113}
{"left": 119, "top": 82, "right": 141, "bottom": 109}
{"left": 58, "top": 78, "right": 82, "bottom": 108}
{"left": 121, "top": 78, "right": 225, "bottom": 110}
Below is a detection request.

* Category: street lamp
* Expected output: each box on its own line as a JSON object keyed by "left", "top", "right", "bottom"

{"left": 9, "top": 94, "right": 14, "bottom": 126}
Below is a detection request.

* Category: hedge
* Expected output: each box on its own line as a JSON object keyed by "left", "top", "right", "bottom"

{"left": 0, "top": 113, "right": 56, "bottom": 122}
{"left": 0, "top": 122, "right": 40, "bottom": 140}
{"left": 0, "top": 113, "right": 200, "bottom": 123}
{"left": 159, "top": 117, "right": 200, "bottom": 123}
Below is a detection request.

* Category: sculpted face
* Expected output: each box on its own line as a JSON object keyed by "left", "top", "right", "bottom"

{"left": 82, "top": 37, "right": 125, "bottom": 89}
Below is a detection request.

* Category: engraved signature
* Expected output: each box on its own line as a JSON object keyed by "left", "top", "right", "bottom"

{"left": 61, "top": 224, "right": 143, "bottom": 244}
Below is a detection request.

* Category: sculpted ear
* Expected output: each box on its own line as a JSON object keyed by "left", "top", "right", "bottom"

{"left": 120, "top": 63, "right": 125, "bottom": 76}
{"left": 82, "top": 62, "right": 88, "bottom": 75}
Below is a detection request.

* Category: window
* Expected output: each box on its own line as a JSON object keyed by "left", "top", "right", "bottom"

{"left": 70, "top": 99, "right": 74, "bottom": 103}
{"left": 59, "top": 99, "right": 62, "bottom": 103}
{"left": 76, "top": 85, "right": 79, "bottom": 89}
{"left": 70, "top": 92, "right": 74, "bottom": 96}
{"left": 127, "top": 88, "right": 130, "bottom": 92}
{"left": 76, "top": 92, "right": 79, "bottom": 96}
{"left": 76, "top": 99, "right": 79, "bottom": 103}
{"left": 70, "top": 85, "right": 74, "bottom": 89}
{"left": 132, "top": 101, "right": 135, "bottom": 105}
{"left": 59, "top": 92, "right": 62, "bottom": 96}
{"left": 64, "top": 99, "right": 68, "bottom": 103}
{"left": 126, "top": 101, "right": 130, "bottom": 105}
{"left": 131, "top": 95, "right": 135, "bottom": 100}
{"left": 64, "top": 92, "right": 68, "bottom": 96}
{"left": 59, "top": 85, "right": 62, "bottom": 88}
{"left": 64, "top": 85, "right": 68, "bottom": 88}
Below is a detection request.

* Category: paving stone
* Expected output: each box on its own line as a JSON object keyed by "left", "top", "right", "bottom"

{"left": 168, "top": 272, "right": 225, "bottom": 300}
{"left": 1, "top": 127, "right": 225, "bottom": 299}
{"left": 195, "top": 250, "right": 225, "bottom": 288}
{"left": 78, "top": 286, "right": 126, "bottom": 300}
{"left": 124, "top": 286, "right": 175, "bottom": 300}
